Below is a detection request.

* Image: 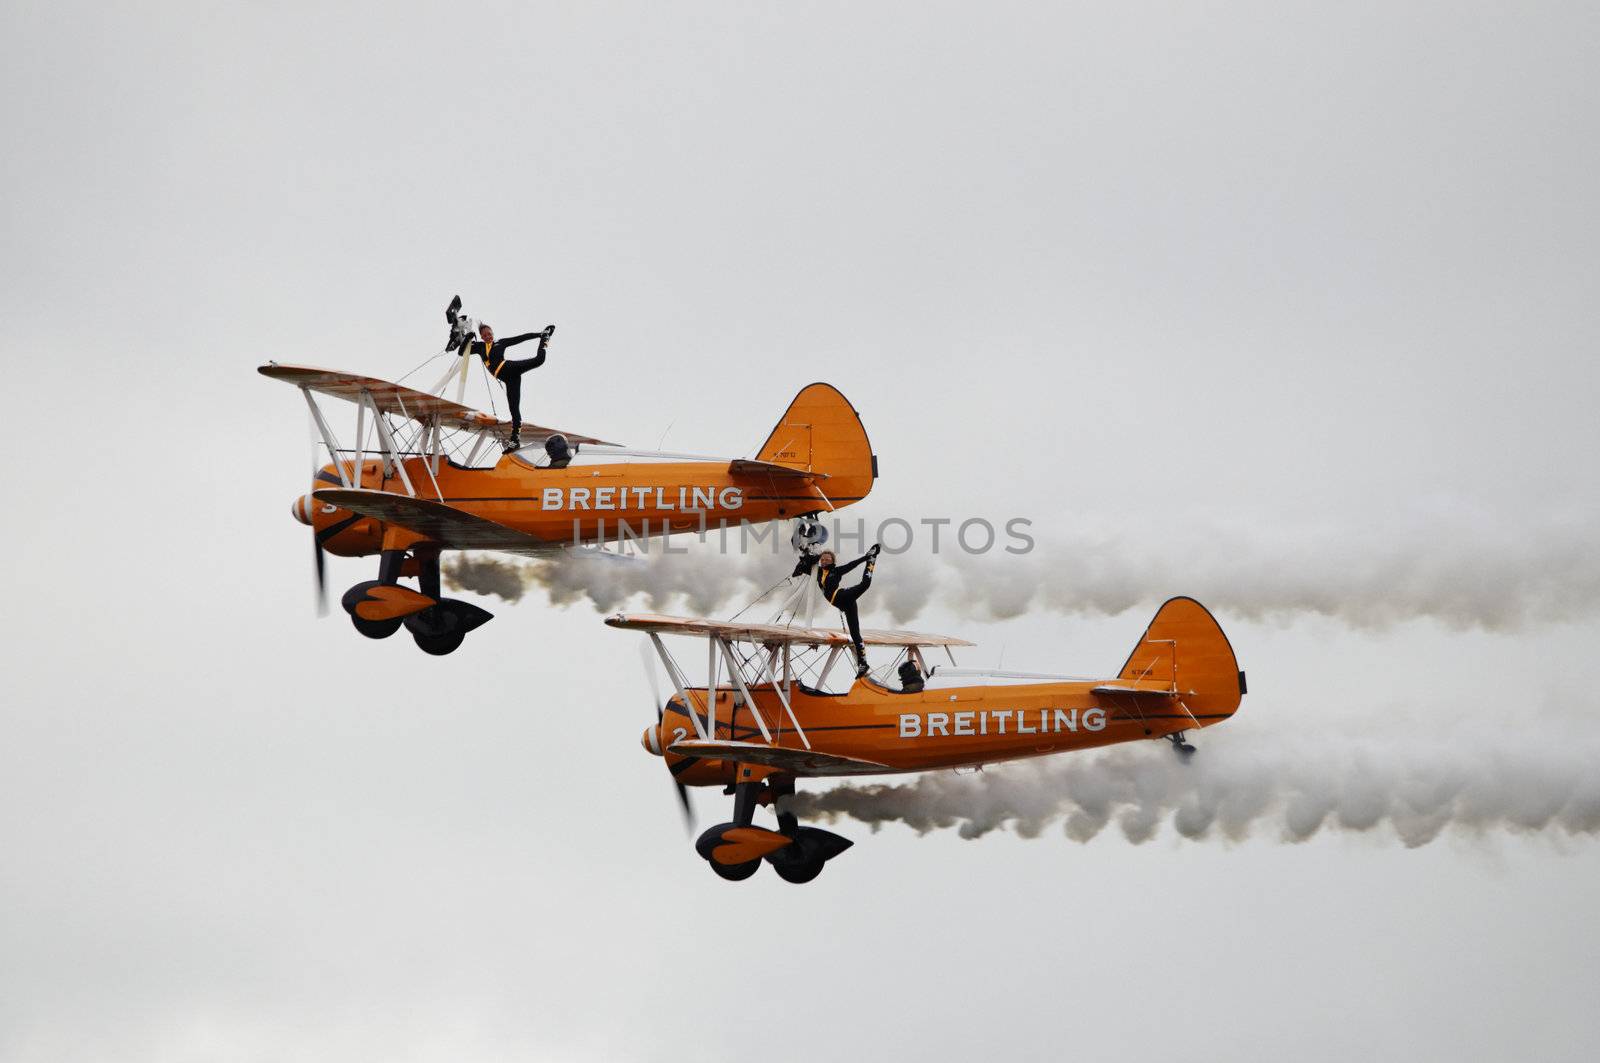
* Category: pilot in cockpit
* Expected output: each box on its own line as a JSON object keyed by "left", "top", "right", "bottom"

{"left": 897, "top": 658, "right": 925, "bottom": 694}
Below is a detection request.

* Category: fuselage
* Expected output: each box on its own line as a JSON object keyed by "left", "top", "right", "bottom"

{"left": 654, "top": 677, "right": 1218, "bottom": 786}
{"left": 296, "top": 454, "right": 842, "bottom": 556}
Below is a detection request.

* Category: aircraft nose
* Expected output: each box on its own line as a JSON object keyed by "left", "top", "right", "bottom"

{"left": 291, "top": 493, "right": 316, "bottom": 525}
{"left": 641, "top": 724, "right": 663, "bottom": 756}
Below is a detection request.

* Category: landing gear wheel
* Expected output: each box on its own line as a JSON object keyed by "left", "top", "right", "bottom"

{"left": 772, "top": 859, "right": 825, "bottom": 884}
{"left": 709, "top": 859, "right": 760, "bottom": 882}
{"left": 412, "top": 629, "right": 466, "bottom": 656}
{"left": 351, "top": 615, "right": 403, "bottom": 640}
{"left": 403, "top": 600, "right": 491, "bottom": 656}
{"left": 1167, "top": 732, "right": 1197, "bottom": 759}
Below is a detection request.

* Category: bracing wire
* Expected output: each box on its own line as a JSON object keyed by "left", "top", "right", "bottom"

{"left": 395, "top": 347, "right": 449, "bottom": 385}
{"left": 726, "top": 574, "right": 794, "bottom": 624}
{"left": 479, "top": 360, "right": 499, "bottom": 418}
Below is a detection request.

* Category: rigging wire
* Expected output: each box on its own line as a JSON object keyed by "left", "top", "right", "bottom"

{"left": 726, "top": 573, "right": 794, "bottom": 624}
{"left": 479, "top": 359, "right": 499, "bottom": 418}
{"left": 394, "top": 347, "right": 449, "bottom": 386}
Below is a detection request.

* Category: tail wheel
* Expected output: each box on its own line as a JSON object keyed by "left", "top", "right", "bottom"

{"left": 352, "top": 615, "right": 403, "bottom": 640}
{"left": 772, "top": 859, "right": 825, "bottom": 884}
{"left": 412, "top": 629, "right": 466, "bottom": 656}
{"left": 709, "top": 859, "right": 761, "bottom": 882}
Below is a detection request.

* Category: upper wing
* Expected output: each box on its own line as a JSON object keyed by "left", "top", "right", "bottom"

{"left": 259, "top": 363, "right": 618, "bottom": 446}
{"left": 605, "top": 612, "right": 975, "bottom": 648}
{"left": 668, "top": 739, "right": 890, "bottom": 777}
{"left": 313, "top": 488, "right": 560, "bottom": 554}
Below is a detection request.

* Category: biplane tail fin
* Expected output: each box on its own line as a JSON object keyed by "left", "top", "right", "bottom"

{"left": 754, "top": 383, "right": 877, "bottom": 509}
{"left": 1117, "top": 597, "right": 1246, "bottom": 725}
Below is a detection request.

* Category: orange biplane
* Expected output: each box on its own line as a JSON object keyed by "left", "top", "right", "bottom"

{"left": 609, "top": 597, "right": 1245, "bottom": 883}
{"left": 261, "top": 362, "right": 876, "bottom": 654}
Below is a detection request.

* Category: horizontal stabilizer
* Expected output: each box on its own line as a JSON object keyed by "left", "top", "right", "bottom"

{"left": 669, "top": 739, "right": 890, "bottom": 777}
{"left": 728, "top": 458, "right": 823, "bottom": 480}
{"left": 314, "top": 488, "right": 559, "bottom": 554}
{"left": 1089, "top": 682, "right": 1178, "bottom": 697}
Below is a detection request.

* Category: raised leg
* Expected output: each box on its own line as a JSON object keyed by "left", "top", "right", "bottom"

{"left": 503, "top": 373, "right": 523, "bottom": 432}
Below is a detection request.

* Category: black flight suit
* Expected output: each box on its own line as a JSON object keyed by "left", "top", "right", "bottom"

{"left": 817, "top": 551, "right": 876, "bottom": 671}
{"left": 467, "top": 332, "right": 548, "bottom": 435}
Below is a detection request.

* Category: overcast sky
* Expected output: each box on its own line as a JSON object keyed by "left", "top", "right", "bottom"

{"left": 3, "top": 2, "right": 1598, "bottom": 1061}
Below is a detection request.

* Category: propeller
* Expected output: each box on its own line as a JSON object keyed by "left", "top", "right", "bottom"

{"left": 307, "top": 409, "right": 330, "bottom": 617}
{"left": 640, "top": 637, "right": 663, "bottom": 714}
{"left": 640, "top": 639, "right": 694, "bottom": 829}
{"left": 672, "top": 768, "right": 694, "bottom": 828}
{"left": 313, "top": 534, "right": 328, "bottom": 616}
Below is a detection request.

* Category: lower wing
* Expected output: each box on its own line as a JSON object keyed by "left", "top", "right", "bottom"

{"left": 313, "top": 488, "right": 560, "bottom": 554}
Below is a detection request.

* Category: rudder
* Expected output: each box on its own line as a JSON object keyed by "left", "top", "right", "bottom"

{"left": 1118, "top": 597, "right": 1245, "bottom": 725}
{"left": 754, "top": 383, "right": 876, "bottom": 509}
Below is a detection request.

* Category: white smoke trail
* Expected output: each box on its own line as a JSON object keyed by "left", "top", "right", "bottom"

{"left": 783, "top": 736, "right": 1600, "bottom": 847}
{"left": 959, "top": 521, "right": 1600, "bottom": 631}
{"left": 444, "top": 513, "right": 1600, "bottom": 631}
{"left": 444, "top": 547, "right": 789, "bottom": 616}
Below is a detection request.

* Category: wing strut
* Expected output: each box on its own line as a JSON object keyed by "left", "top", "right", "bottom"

{"left": 716, "top": 638, "right": 774, "bottom": 744}
{"left": 361, "top": 390, "right": 415, "bottom": 497}
{"left": 756, "top": 644, "right": 810, "bottom": 749}
{"left": 351, "top": 397, "right": 365, "bottom": 486}
{"left": 390, "top": 389, "right": 444, "bottom": 501}
{"left": 464, "top": 428, "right": 494, "bottom": 466}
{"left": 816, "top": 646, "right": 843, "bottom": 688}
{"left": 706, "top": 636, "right": 720, "bottom": 738}
{"left": 650, "top": 633, "right": 706, "bottom": 740}
{"left": 302, "top": 388, "right": 353, "bottom": 488}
